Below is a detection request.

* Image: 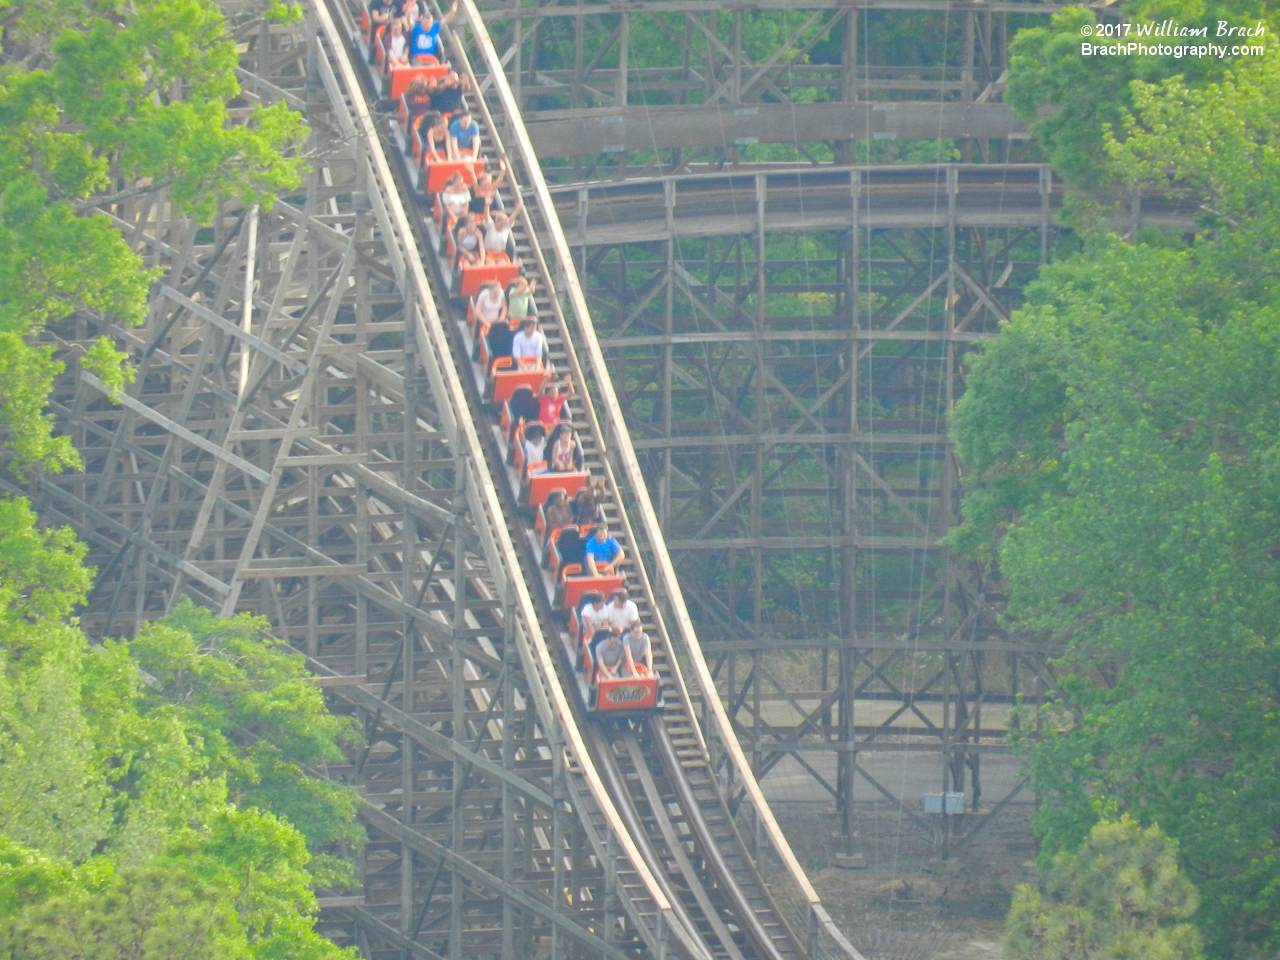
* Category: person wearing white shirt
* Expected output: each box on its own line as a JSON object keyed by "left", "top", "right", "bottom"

{"left": 578, "top": 592, "right": 609, "bottom": 645}
{"left": 483, "top": 199, "right": 523, "bottom": 256}
{"left": 441, "top": 174, "right": 471, "bottom": 220}
{"left": 604, "top": 589, "right": 639, "bottom": 633}
{"left": 474, "top": 280, "right": 505, "bottom": 325}
{"left": 511, "top": 316, "right": 547, "bottom": 365}
{"left": 521, "top": 423, "right": 547, "bottom": 474}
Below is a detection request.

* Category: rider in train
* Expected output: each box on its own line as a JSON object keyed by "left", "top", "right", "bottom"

{"left": 602, "top": 587, "right": 638, "bottom": 632}
{"left": 590, "top": 629, "right": 626, "bottom": 689}
{"left": 623, "top": 619, "right": 653, "bottom": 677}
{"left": 584, "top": 527, "right": 625, "bottom": 577}
{"left": 410, "top": 0, "right": 457, "bottom": 63}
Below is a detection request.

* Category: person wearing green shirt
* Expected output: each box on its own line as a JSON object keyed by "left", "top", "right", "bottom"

{"left": 507, "top": 275, "right": 537, "bottom": 320}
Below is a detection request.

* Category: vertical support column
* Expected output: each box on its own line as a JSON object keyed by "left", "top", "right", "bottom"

{"left": 836, "top": 9, "right": 858, "bottom": 165}
{"left": 400, "top": 535, "right": 417, "bottom": 944}
{"left": 450, "top": 463, "right": 467, "bottom": 959}
{"left": 573, "top": 4, "right": 584, "bottom": 110}
{"left": 238, "top": 205, "right": 260, "bottom": 397}
{"left": 400, "top": 285, "right": 421, "bottom": 949}
{"left": 751, "top": 174, "right": 766, "bottom": 659}
{"left": 615, "top": 13, "right": 629, "bottom": 109}
{"left": 702, "top": 13, "right": 716, "bottom": 105}
{"left": 838, "top": 168, "right": 862, "bottom": 863}
{"left": 577, "top": 188, "right": 589, "bottom": 278}
{"left": 971, "top": 649, "right": 984, "bottom": 811}
{"left": 961, "top": 12, "right": 976, "bottom": 102}
{"left": 941, "top": 646, "right": 952, "bottom": 859}
{"left": 960, "top": 12, "right": 976, "bottom": 161}
{"left": 732, "top": 10, "right": 743, "bottom": 105}
{"left": 660, "top": 180, "right": 675, "bottom": 526}
{"left": 941, "top": 164, "right": 960, "bottom": 861}
{"left": 500, "top": 608, "right": 516, "bottom": 960}
{"left": 512, "top": 0, "right": 522, "bottom": 109}
{"left": 1040, "top": 166, "right": 1053, "bottom": 264}
{"left": 550, "top": 729, "right": 566, "bottom": 960}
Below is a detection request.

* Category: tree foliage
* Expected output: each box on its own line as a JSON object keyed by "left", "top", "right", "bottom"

{"left": 953, "top": 54, "right": 1280, "bottom": 957}
{"left": 0, "top": 0, "right": 307, "bottom": 474}
{"left": 1006, "top": 818, "right": 1203, "bottom": 960}
{"left": 0, "top": 499, "right": 360, "bottom": 958}
{"left": 1006, "top": 2, "right": 1278, "bottom": 186}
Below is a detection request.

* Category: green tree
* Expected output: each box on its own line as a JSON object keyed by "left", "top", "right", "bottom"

{"left": 1006, "top": 2, "right": 1278, "bottom": 187}
{"left": 0, "top": 861, "right": 251, "bottom": 960}
{"left": 130, "top": 600, "right": 364, "bottom": 887}
{"left": 952, "top": 54, "right": 1280, "bottom": 958}
{"left": 0, "top": 500, "right": 359, "bottom": 957}
{"left": 1006, "top": 818, "right": 1203, "bottom": 960}
{"left": 0, "top": 0, "right": 307, "bottom": 474}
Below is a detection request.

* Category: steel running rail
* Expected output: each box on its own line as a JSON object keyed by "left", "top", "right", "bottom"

{"left": 310, "top": 2, "right": 709, "bottom": 957}
{"left": 448, "top": 3, "right": 864, "bottom": 958}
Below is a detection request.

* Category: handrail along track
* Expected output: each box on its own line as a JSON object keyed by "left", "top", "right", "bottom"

{"left": 317, "top": 0, "right": 862, "bottom": 954}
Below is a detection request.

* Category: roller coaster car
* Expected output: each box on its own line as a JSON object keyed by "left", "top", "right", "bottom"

{"left": 456, "top": 260, "right": 520, "bottom": 299}
{"left": 556, "top": 563, "right": 623, "bottom": 611}
{"left": 361, "top": 5, "right": 380, "bottom": 49}
{"left": 591, "top": 673, "right": 660, "bottom": 714}
{"left": 422, "top": 158, "right": 484, "bottom": 195}
{"left": 500, "top": 387, "right": 541, "bottom": 447}
{"left": 386, "top": 61, "right": 447, "bottom": 101}
{"left": 489, "top": 356, "right": 545, "bottom": 405}
{"left": 546, "top": 524, "right": 584, "bottom": 575}
{"left": 526, "top": 469, "right": 588, "bottom": 509}
{"left": 476, "top": 316, "right": 518, "bottom": 368}
{"left": 534, "top": 499, "right": 570, "bottom": 543}
{"left": 556, "top": 602, "right": 661, "bottom": 717}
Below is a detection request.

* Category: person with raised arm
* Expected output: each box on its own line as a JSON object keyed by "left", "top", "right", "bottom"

{"left": 410, "top": 0, "right": 457, "bottom": 64}
{"left": 469, "top": 160, "right": 508, "bottom": 218}
{"left": 537, "top": 376, "right": 572, "bottom": 429}
{"left": 482, "top": 200, "right": 522, "bottom": 261}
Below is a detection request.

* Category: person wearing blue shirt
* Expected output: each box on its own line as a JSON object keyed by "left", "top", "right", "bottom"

{"left": 448, "top": 108, "right": 481, "bottom": 160}
{"left": 583, "top": 523, "right": 623, "bottom": 576}
{"left": 410, "top": 0, "right": 457, "bottom": 64}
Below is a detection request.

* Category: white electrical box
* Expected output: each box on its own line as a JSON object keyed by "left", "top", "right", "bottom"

{"left": 922, "top": 792, "right": 965, "bottom": 814}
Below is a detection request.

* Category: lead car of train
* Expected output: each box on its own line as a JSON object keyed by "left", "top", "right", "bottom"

{"left": 348, "top": 5, "right": 663, "bottom": 719}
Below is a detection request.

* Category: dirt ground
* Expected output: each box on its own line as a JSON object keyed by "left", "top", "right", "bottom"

{"left": 770, "top": 801, "right": 1041, "bottom": 960}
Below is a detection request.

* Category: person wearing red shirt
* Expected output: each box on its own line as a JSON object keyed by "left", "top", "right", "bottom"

{"left": 538, "top": 376, "right": 573, "bottom": 429}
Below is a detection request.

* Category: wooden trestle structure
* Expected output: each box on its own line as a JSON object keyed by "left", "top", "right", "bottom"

{"left": 24, "top": 0, "right": 1195, "bottom": 956}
